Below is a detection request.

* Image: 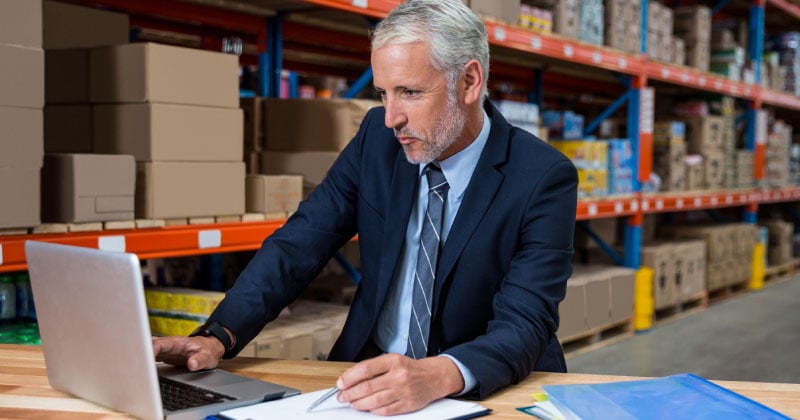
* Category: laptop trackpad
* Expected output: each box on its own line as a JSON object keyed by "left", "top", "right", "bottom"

{"left": 172, "top": 369, "right": 249, "bottom": 387}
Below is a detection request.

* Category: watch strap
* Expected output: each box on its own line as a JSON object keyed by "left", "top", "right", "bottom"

{"left": 190, "top": 321, "right": 234, "bottom": 351}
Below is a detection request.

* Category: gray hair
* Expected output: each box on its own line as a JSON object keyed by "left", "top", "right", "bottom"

{"left": 371, "top": 0, "right": 490, "bottom": 99}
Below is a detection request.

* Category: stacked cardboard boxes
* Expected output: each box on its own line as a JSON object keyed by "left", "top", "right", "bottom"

{"left": 682, "top": 116, "right": 727, "bottom": 190}
{"left": 653, "top": 121, "right": 686, "bottom": 191}
{"left": 551, "top": 0, "right": 580, "bottom": 40}
{"left": 89, "top": 43, "right": 245, "bottom": 219}
{"left": 640, "top": 240, "right": 707, "bottom": 309}
{"left": 259, "top": 99, "right": 379, "bottom": 197}
{"left": 734, "top": 150, "right": 754, "bottom": 189}
{"left": 765, "top": 121, "right": 792, "bottom": 189}
{"left": 0, "top": 0, "right": 44, "bottom": 229}
{"left": 673, "top": 5, "right": 711, "bottom": 72}
{"left": 646, "top": 2, "right": 673, "bottom": 62}
{"left": 761, "top": 220, "right": 794, "bottom": 266}
{"left": 557, "top": 264, "right": 635, "bottom": 341}
{"left": 604, "top": 0, "right": 641, "bottom": 55}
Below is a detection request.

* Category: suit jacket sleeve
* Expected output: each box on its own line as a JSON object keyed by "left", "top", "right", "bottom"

{"left": 444, "top": 154, "right": 578, "bottom": 399}
{"left": 207, "top": 109, "right": 379, "bottom": 358}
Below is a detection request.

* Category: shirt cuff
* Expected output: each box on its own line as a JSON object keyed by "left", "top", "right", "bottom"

{"left": 438, "top": 354, "right": 477, "bottom": 396}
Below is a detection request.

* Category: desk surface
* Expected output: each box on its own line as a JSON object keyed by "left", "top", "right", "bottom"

{"left": 1, "top": 344, "right": 798, "bottom": 419}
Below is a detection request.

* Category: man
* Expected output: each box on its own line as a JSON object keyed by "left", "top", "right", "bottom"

{"left": 154, "top": 0, "right": 577, "bottom": 415}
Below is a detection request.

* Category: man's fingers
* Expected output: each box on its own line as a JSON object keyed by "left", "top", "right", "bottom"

{"left": 338, "top": 354, "right": 398, "bottom": 390}
{"left": 348, "top": 388, "right": 400, "bottom": 414}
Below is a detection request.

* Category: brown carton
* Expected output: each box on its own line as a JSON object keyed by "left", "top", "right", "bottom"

{"left": 263, "top": 99, "right": 379, "bottom": 152}
{"left": 607, "top": 266, "right": 635, "bottom": 324}
{"left": 245, "top": 175, "right": 303, "bottom": 214}
{"left": 136, "top": 161, "right": 245, "bottom": 219}
{"left": 0, "top": 0, "right": 42, "bottom": 47}
{"left": 45, "top": 49, "right": 89, "bottom": 104}
{"left": 42, "top": 153, "right": 135, "bottom": 223}
{"left": 241, "top": 97, "right": 265, "bottom": 153}
{"left": 674, "top": 240, "right": 706, "bottom": 301}
{"left": 43, "top": 0, "right": 128, "bottom": 49}
{"left": 90, "top": 43, "right": 239, "bottom": 108}
{"left": 0, "top": 167, "right": 40, "bottom": 228}
{"left": 0, "top": 44, "right": 44, "bottom": 109}
{"left": 682, "top": 117, "right": 725, "bottom": 154}
{"left": 44, "top": 105, "right": 92, "bottom": 153}
{"left": 557, "top": 278, "right": 586, "bottom": 340}
{"left": 469, "top": 0, "right": 521, "bottom": 24}
{"left": 553, "top": 0, "right": 580, "bottom": 39}
{"left": 583, "top": 271, "right": 611, "bottom": 329}
{"left": 0, "top": 106, "right": 43, "bottom": 168}
{"left": 684, "top": 155, "right": 704, "bottom": 190}
{"left": 703, "top": 151, "right": 725, "bottom": 189}
{"left": 260, "top": 151, "right": 339, "bottom": 188}
{"left": 93, "top": 103, "right": 243, "bottom": 162}
{"left": 641, "top": 243, "right": 676, "bottom": 309}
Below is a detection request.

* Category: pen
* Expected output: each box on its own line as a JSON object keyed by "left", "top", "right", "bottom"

{"left": 306, "top": 386, "right": 340, "bottom": 413}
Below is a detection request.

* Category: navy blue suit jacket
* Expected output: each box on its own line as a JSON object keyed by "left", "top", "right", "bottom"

{"left": 211, "top": 101, "right": 578, "bottom": 399}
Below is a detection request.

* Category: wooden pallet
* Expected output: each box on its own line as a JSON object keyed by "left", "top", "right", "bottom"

{"left": 708, "top": 279, "right": 750, "bottom": 304}
{"left": 764, "top": 260, "right": 796, "bottom": 283}
{"left": 653, "top": 291, "right": 708, "bottom": 324}
{"left": 560, "top": 318, "right": 633, "bottom": 357}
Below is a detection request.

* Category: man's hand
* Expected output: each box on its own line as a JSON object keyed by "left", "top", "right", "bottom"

{"left": 152, "top": 336, "right": 225, "bottom": 371}
{"left": 335, "top": 353, "right": 465, "bottom": 415}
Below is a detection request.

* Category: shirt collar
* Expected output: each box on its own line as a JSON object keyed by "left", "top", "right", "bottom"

{"left": 421, "top": 109, "right": 491, "bottom": 199}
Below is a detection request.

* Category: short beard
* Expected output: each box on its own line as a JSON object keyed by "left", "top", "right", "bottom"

{"left": 398, "top": 89, "right": 466, "bottom": 165}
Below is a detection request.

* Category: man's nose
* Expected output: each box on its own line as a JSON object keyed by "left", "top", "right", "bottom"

{"left": 384, "top": 97, "right": 407, "bottom": 130}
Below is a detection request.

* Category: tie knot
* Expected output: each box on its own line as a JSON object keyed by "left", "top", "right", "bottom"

{"left": 424, "top": 164, "right": 449, "bottom": 193}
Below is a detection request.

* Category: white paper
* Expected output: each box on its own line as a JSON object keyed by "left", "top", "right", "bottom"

{"left": 220, "top": 388, "right": 489, "bottom": 420}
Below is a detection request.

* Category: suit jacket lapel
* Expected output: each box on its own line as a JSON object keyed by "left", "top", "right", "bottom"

{"left": 372, "top": 151, "right": 418, "bottom": 322}
{"left": 434, "top": 104, "right": 510, "bottom": 311}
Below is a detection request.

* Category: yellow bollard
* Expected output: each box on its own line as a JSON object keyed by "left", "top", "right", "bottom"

{"left": 634, "top": 267, "right": 654, "bottom": 331}
{"left": 750, "top": 243, "right": 765, "bottom": 290}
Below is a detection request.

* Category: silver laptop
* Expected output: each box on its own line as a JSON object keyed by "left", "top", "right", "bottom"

{"left": 25, "top": 241, "right": 299, "bottom": 420}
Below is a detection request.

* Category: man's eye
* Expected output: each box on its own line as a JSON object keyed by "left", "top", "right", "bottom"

{"left": 404, "top": 90, "right": 420, "bottom": 97}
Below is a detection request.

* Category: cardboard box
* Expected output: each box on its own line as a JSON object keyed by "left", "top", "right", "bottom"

{"left": 0, "top": 0, "right": 42, "bottom": 47}
{"left": 574, "top": 218, "right": 617, "bottom": 250}
{"left": 557, "top": 279, "right": 586, "bottom": 340}
{"left": 0, "top": 44, "right": 44, "bottom": 109}
{"left": 42, "top": 153, "right": 135, "bottom": 222}
{"left": 90, "top": 43, "right": 239, "bottom": 108}
{"left": 641, "top": 243, "right": 676, "bottom": 309}
{"left": 703, "top": 151, "right": 725, "bottom": 189}
{"left": 673, "top": 6, "right": 711, "bottom": 41}
{"left": 468, "top": 0, "right": 521, "bottom": 24}
{"left": 246, "top": 175, "right": 303, "bottom": 214}
{"left": 0, "top": 106, "right": 43, "bottom": 168}
{"left": 93, "top": 103, "right": 243, "bottom": 162}
{"left": 241, "top": 97, "right": 265, "bottom": 153}
{"left": 583, "top": 272, "right": 611, "bottom": 329}
{"left": 682, "top": 117, "right": 725, "bottom": 154}
{"left": 136, "top": 161, "right": 245, "bottom": 219}
{"left": 263, "top": 99, "right": 379, "bottom": 152}
{"left": 673, "top": 240, "right": 706, "bottom": 300}
{"left": 0, "top": 167, "right": 40, "bottom": 228}
{"left": 260, "top": 151, "right": 339, "bottom": 188}
{"left": 607, "top": 267, "right": 635, "bottom": 324}
{"left": 553, "top": 0, "right": 580, "bottom": 39}
{"left": 43, "top": 0, "right": 128, "bottom": 49}
{"left": 44, "top": 105, "right": 92, "bottom": 153}
{"left": 684, "top": 155, "right": 704, "bottom": 190}
{"left": 672, "top": 38, "right": 685, "bottom": 65}
{"left": 45, "top": 49, "right": 89, "bottom": 104}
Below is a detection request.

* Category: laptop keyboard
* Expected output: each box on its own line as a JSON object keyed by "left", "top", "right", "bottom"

{"left": 159, "top": 376, "right": 237, "bottom": 411}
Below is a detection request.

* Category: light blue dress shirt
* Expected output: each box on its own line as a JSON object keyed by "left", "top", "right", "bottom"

{"left": 372, "top": 110, "right": 491, "bottom": 395}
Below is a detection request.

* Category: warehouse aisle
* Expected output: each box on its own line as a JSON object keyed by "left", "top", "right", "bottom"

{"left": 566, "top": 276, "right": 800, "bottom": 384}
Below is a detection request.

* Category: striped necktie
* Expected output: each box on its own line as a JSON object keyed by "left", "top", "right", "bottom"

{"left": 407, "top": 163, "right": 449, "bottom": 359}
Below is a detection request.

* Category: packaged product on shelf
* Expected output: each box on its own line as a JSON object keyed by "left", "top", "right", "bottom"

{"left": 607, "top": 139, "right": 634, "bottom": 195}
{"left": 653, "top": 121, "right": 687, "bottom": 191}
{"left": 672, "top": 38, "right": 685, "bottom": 66}
{"left": 684, "top": 154, "right": 704, "bottom": 191}
{"left": 681, "top": 116, "right": 725, "bottom": 155}
{"left": 552, "top": 0, "right": 579, "bottom": 39}
{"left": 710, "top": 62, "right": 742, "bottom": 81}
{"left": 640, "top": 243, "right": 677, "bottom": 310}
{"left": 42, "top": 0, "right": 128, "bottom": 49}
{"left": 578, "top": 0, "right": 603, "bottom": 45}
{"left": 710, "top": 47, "right": 746, "bottom": 66}
{"left": 467, "top": 0, "right": 521, "bottom": 25}
{"left": 245, "top": 174, "right": 303, "bottom": 215}
{"left": 711, "top": 28, "right": 737, "bottom": 49}
{"left": 541, "top": 110, "right": 584, "bottom": 139}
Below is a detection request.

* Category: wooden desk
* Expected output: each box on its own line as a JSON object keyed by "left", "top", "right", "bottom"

{"left": 1, "top": 344, "right": 798, "bottom": 419}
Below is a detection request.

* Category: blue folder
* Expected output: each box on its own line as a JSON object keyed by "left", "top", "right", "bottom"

{"left": 541, "top": 373, "right": 791, "bottom": 419}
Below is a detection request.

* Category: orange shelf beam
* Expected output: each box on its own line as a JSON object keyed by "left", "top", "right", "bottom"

{"left": 576, "top": 196, "right": 639, "bottom": 220}
{"left": 644, "top": 62, "right": 758, "bottom": 100}
{"left": 767, "top": 0, "right": 800, "bottom": 20}
{"left": 760, "top": 88, "right": 800, "bottom": 111}
{"left": 0, "top": 220, "right": 284, "bottom": 273}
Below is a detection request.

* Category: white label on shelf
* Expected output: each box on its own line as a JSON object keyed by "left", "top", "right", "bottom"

{"left": 699, "top": 77, "right": 707, "bottom": 86}
{"left": 198, "top": 230, "right": 222, "bottom": 249}
{"left": 676, "top": 198, "right": 684, "bottom": 209}
{"left": 351, "top": 0, "right": 367, "bottom": 8}
{"left": 619, "top": 58, "right": 627, "bottom": 68}
{"left": 592, "top": 51, "right": 601, "bottom": 63}
{"left": 740, "top": 194, "right": 747, "bottom": 202}
{"left": 615, "top": 202, "right": 623, "bottom": 213}
{"left": 680, "top": 73, "right": 688, "bottom": 82}
{"left": 642, "top": 200, "right": 650, "bottom": 211}
{"left": 631, "top": 201, "right": 639, "bottom": 211}
{"left": 640, "top": 87, "right": 654, "bottom": 134}
{"left": 726, "top": 195, "right": 733, "bottom": 204}
{"left": 588, "top": 204, "right": 598, "bottom": 216}
{"left": 494, "top": 27, "right": 506, "bottom": 41}
{"left": 744, "top": 86, "right": 751, "bottom": 96}
{"left": 661, "top": 68, "right": 670, "bottom": 78}
{"left": 711, "top": 197, "right": 718, "bottom": 205}
{"left": 756, "top": 110, "right": 768, "bottom": 145}
{"left": 730, "top": 85, "right": 738, "bottom": 94}
{"left": 694, "top": 197, "right": 702, "bottom": 206}
{"left": 98, "top": 236, "right": 125, "bottom": 252}
{"left": 531, "top": 36, "right": 542, "bottom": 50}
{"left": 563, "top": 44, "right": 573, "bottom": 57}
{"left": 715, "top": 80, "right": 723, "bottom": 89}
{"left": 656, "top": 200, "right": 664, "bottom": 210}
{"left": 0, "top": 244, "right": 3, "bottom": 265}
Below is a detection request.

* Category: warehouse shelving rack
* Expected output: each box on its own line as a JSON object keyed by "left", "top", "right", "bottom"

{"left": 1, "top": 0, "right": 799, "bottom": 274}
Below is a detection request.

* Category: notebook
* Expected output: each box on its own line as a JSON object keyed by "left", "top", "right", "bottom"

{"left": 25, "top": 241, "right": 300, "bottom": 420}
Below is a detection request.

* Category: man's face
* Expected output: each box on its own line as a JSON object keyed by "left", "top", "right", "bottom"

{"left": 371, "top": 42, "right": 466, "bottom": 164}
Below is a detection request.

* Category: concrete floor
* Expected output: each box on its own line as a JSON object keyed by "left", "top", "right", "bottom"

{"left": 566, "top": 276, "right": 800, "bottom": 384}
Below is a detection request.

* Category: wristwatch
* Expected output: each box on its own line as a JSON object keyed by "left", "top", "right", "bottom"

{"left": 190, "top": 321, "right": 235, "bottom": 351}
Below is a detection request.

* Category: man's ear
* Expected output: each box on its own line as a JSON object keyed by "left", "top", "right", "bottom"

{"left": 461, "top": 59, "right": 484, "bottom": 105}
